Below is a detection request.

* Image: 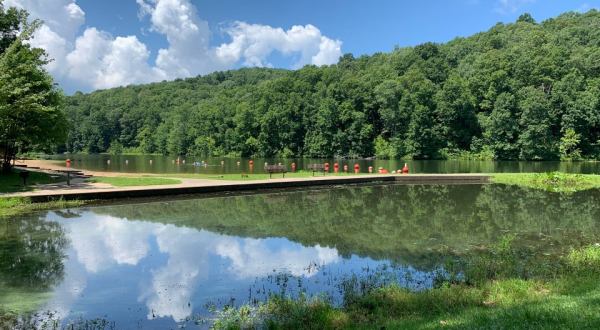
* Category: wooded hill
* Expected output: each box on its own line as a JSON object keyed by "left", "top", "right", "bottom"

{"left": 64, "top": 11, "right": 600, "bottom": 160}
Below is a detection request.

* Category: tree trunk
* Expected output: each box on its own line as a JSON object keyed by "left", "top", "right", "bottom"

{"left": 1, "top": 141, "right": 15, "bottom": 173}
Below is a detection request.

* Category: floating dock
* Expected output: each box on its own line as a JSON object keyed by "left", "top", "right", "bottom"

{"left": 7, "top": 174, "right": 490, "bottom": 203}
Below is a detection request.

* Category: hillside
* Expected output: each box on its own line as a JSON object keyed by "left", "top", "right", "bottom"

{"left": 64, "top": 11, "right": 600, "bottom": 160}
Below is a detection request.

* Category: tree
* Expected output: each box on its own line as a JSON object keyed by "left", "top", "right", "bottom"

{"left": 517, "top": 87, "right": 556, "bottom": 160}
{"left": 0, "top": 6, "right": 66, "bottom": 172}
{"left": 517, "top": 13, "right": 536, "bottom": 24}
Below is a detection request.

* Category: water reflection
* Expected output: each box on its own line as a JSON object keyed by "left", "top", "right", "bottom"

{"left": 2, "top": 184, "right": 600, "bottom": 328}
{"left": 17, "top": 211, "right": 427, "bottom": 327}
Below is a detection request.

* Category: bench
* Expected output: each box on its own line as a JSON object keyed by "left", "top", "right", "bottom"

{"left": 264, "top": 165, "right": 287, "bottom": 178}
{"left": 307, "top": 164, "right": 326, "bottom": 176}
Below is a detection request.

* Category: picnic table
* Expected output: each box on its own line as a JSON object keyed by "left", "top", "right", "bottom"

{"left": 57, "top": 169, "right": 84, "bottom": 186}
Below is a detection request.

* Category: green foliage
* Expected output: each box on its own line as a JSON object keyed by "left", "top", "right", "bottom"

{"left": 107, "top": 140, "right": 123, "bottom": 155}
{"left": 63, "top": 11, "right": 600, "bottom": 161}
{"left": 559, "top": 128, "right": 582, "bottom": 160}
{"left": 0, "top": 197, "right": 85, "bottom": 218}
{"left": 374, "top": 135, "right": 396, "bottom": 159}
{"left": 87, "top": 176, "right": 181, "bottom": 187}
{"left": 0, "top": 4, "right": 66, "bottom": 171}
{"left": 492, "top": 172, "right": 600, "bottom": 193}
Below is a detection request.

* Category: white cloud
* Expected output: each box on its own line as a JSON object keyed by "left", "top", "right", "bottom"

{"left": 67, "top": 213, "right": 154, "bottom": 272}
{"left": 66, "top": 28, "right": 165, "bottom": 89}
{"left": 217, "top": 22, "right": 342, "bottom": 69}
{"left": 6, "top": 0, "right": 342, "bottom": 92}
{"left": 494, "top": 0, "right": 536, "bottom": 14}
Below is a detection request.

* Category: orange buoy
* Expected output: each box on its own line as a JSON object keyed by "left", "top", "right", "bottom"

{"left": 354, "top": 163, "right": 360, "bottom": 174}
{"left": 324, "top": 162, "right": 330, "bottom": 172}
{"left": 402, "top": 163, "right": 409, "bottom": 174}
{"left": 334, "top": 163, "right": 339, "bottom": 173}
{"left": 66, "top": 159, "right": 71, "bottom": 168}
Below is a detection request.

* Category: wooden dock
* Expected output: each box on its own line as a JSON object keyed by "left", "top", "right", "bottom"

{"left": 6, "top": 174, "right": 490, "bottom": 203}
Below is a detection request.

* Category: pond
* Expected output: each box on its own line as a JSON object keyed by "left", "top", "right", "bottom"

{"left": 47, "top": 154, "right": 600, "bottom": 175}
{"left": 2, "top": 183, "right": 600, "bottom": 328}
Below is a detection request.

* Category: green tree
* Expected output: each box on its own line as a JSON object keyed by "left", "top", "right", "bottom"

{"left": 517, "top": 87, "right": 556, "bottom": 160}
{"left": 0, "top": 7, "right": 66, "bottom": 171}
{"left": 559, "top": 128, "right": 582, "bottom": 160}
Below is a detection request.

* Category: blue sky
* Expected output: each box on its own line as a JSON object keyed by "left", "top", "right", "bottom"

{"left": 6, "top": 0, "right": 599, "bottom": 92}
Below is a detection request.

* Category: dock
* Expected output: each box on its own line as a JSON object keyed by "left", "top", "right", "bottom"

{"left": 5, "top": 174, "right": 490, "bottom": 203}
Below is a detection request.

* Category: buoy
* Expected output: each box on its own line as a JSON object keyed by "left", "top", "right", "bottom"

{"left": 378, "top": 167, "right": 383, "bottom": 174}
{"left": 402, "top": 163, "right": 409, "bottom": 174}
{"left": 291, "top": 162, "right": 296, "bottom": 172}
{"left": 182, "top": 159, "right": 185, "bottom": 164}
{"left": 324, "top": 162, "right": 330, "bottom": 172}
{"left": 381, "top": 168, "right": 389, "bottom": 174}
{"left": 149, "top": 159, "right": 153, "bottom": 165}
{"left": 249, "top": 160, "right": 254, "bottom": 165}
{"left": 354, "top": 163, "right": 360, "bottom": 174}
{"left": 392, "top": 170, "right": 397, "bottom": 174}
{"left": 368, "top": 166, "right": 373, "bottom": 173}
{"left": 237, "top": 161, "right": 241, "bottom": 166}
{"left": 107, "top": 159, "right": 111, "bottom": 165}
{"left": 125, "top": 160, "right": 129, "bottom": 165}
{"left": 334, "top": 163, "right": 339, "bottom": 173}
{"left": 343, "top": 164, "right": 348, "bottom": 173}
{"left": 66, "top": 159, "right": 71, "bottom": 168}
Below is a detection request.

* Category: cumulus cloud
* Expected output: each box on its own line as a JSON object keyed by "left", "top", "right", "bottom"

{"left": 6, "top": 0, "right": 342, "bottom": 92}
{"left": 217, "top": 22, "right": 342, "bottom": 69}
{"left": 66, "top": 28, "right": 165, "bottom": 89}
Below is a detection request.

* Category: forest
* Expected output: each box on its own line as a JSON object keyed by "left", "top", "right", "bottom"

{"left": 64, "top": 11, "right": 600, "bottom": 160}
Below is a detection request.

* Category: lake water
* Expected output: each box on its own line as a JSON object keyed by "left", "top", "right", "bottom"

{"left": 47, "top": 154, "right": 600, "bottom": 175}
{"left": 2, "top": 183, "right": 600, "bottom": 328}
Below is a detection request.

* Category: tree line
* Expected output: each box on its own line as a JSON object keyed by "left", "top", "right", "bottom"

{"left": 60, "top": 11, "right": 600, "bottom": 160}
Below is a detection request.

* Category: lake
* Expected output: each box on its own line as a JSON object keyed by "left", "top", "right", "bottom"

{"left": 47, "top": 154, "right": 600, "bottom": 175}
{"left": 2, "top": 183, "right": 600, "bottom": 328}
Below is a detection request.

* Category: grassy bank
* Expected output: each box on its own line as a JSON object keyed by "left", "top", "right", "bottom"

{"left": 491, "top": 172, "right": 600, "bottom": 193}
{"left": 0, "top": 197, "right": 86, "bottom": 218}
{"left": 213, "top": 241, "right": 600, "bottom": 329}
{"left": 0, "top": 170, "right": 63, "bottom": 193}
{"left": 147, "top": 171, "right": 370, "bottom": 181}
{"left": 87, "top": 176, "right": 182, "bottom": 187}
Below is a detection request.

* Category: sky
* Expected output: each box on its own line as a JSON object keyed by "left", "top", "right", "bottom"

{"left": 4, "top": 0, "right": 599, "bottom": 94}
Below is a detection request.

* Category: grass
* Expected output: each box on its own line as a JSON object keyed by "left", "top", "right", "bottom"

{"left": 148, "top": 170, "right": 371, "bottom": 181}
{"left": 212, "top": 242, "right": 600, "bottom": 329}
{"left": 0, "top": 170, "right": 64, "bottom": 193}
{"left": 87, "top": 176, "right": 182, "bottom": 187}
{"left": 0, "top": 197, "right": 86, "bottom": 218}
{"left": 491, "top": 172, "right": 600, "bottom": 193}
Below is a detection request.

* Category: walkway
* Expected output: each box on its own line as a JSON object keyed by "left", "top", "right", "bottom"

{"left": 5, "top": 172, "right": 490, "bottom": 202}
